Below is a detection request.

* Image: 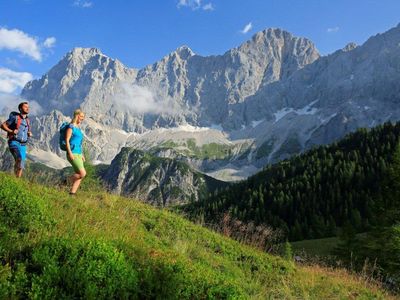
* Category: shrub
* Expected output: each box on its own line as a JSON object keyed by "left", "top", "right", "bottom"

{"left": 27, "top": 238, "right": 139, "bottom": 299}
{"left": 0, "top": 173, "right": 52, "bottom": 234}
{"left": 0, "top": 263, "right": 28, "bottom": 299}
{"left": 136, "top": 256, "right": 245, "bottom": 299}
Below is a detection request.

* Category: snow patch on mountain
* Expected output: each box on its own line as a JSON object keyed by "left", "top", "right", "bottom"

{"left": 251, "top": 119, "right": 265, "bottom": 128}
{"left": 274, "top": 100, "right": 319, "bottom": 123}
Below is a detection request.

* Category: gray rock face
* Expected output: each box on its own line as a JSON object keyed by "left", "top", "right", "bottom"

{"left": 135, "top": 28, "right": 320, "bottom": 125}
{"left": 17, "top": 24, "right": 400, "bottom": 183}
{"left": 22, "top": 29, "right": 319, "bottom": 130}
{"left": 22, "top": 48, "right": 139, "bottom": 130}
{"left": 225, "top": 23, "right": 400, "bottom": 165}
{"left": 101, "top": 148, "right": 225, "bottom": 206}
{"left": 30, "top": 110, "right": 68, "bottom": 153}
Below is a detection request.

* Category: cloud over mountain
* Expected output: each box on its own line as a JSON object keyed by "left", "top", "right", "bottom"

{"left": 0, "top": 68, "right": 33, "bottom": 93}
{"left": 113, "top": 83, "right": 184, "bottom": 115}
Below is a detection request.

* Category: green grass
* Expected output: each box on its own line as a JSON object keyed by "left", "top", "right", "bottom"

{"left": 156, "top": 138, "right": 237, "bottom": 160}
{"left": 291, "top": 237, "right": 341, "bottom": 257}
{"left": 186, "top": 138, "right": 233, "bottom": 160}
{"left": 0, "top": 172, "right": 393, "bottom": 299}
{"left": 291, "top": 234, "right": 368, "bottom": 257}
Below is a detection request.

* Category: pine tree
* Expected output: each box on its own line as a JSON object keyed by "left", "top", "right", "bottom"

{"left": 283, "top": 240, "right": 293, "bottom": 261}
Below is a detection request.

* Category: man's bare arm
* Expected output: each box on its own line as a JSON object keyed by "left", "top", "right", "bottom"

{"left": 0, "top": 121, "right": 16, "bottom": 134}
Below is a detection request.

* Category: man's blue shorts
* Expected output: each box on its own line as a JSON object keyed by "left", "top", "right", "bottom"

{"left": 8, "top": 140, "right": 27, "bottom": 169}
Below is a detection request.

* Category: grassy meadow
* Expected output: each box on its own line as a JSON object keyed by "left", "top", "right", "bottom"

{"left": 0, "top": 172, "right": 394, "bottom": 299}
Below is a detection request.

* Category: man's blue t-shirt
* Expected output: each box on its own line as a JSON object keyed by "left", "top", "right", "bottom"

{"left": 6, "top": 114, "right": 29, "bottom": 143}
{"left": 68, "top": 124, "right": 83, "bottom": 154}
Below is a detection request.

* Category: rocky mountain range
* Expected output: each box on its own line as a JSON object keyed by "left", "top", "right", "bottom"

{"left": 2, "top": 24, "right": 399, "bottom": 190}
{"left": 21, "top": 28, "right": 319, "bottom": 130}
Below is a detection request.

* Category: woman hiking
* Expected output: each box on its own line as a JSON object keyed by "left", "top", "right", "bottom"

{"left": 65, "top": 109, "right": 86, "bottom": 195}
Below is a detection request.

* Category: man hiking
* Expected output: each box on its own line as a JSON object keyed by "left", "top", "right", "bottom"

{"left": 0, "top": 102, "right": 32, "bottom": 178}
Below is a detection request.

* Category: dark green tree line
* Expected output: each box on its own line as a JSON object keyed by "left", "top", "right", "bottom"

{"left": 184, "top": 122, "right": 400, "bottom": 242}
{"left": 334, "top": 141, "right": 400, "bottom": 288}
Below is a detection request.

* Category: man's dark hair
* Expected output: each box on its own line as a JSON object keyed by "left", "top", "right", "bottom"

{"left": 18, "top": 102, "right": 29, "bottom": 112}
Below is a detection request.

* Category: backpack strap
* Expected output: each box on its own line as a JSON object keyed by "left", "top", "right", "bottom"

{"left": 16, "top": 114, "right": 22, "bottom": 130}
{"left": 16, "top": 114, "right": 29, "bottom": 128}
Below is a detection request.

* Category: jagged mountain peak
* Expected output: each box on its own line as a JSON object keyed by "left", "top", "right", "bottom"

{"left": 342, "top": 42, "right": 358, "bottom": 52}
{"left": 23, "top": 46, "right": 132, "bottom": 92}
{"left": 140, "top": 45, "right": 195, "bottom": 75}
{"left": 246, "top": 27, "right": 315, "bottom": 47}
{"left": 218, "top": 27, "right": 320, "bottom": 87}
{"left": 158, "top": 45, "right": 195, "bottom": 63}
{"left": 174, "top": 45, "right": 195, "bottom": 59}
{"left": 64, "top": 47, "right": 106, "bottom": 63}
{"left": 62, "top": 47, "right": 133, "bottom": 72}
{"left": 256, "top": 27, "right": 292, "bottom": 39}
{"left": 231, "top": 27, "right": 320, "bottom": 63}
{"left": 69, "top": 47, "right": 103, "bottom": 55}
{"left": 21, "top": 46, "right": 136, "bottom": 117}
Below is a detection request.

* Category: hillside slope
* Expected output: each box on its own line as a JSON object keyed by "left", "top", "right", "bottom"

{"left": 0, "top": 172, "right": 390, "bottom": 299}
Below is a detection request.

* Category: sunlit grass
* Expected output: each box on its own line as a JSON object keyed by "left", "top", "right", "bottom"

{"left": 0, "top": 172, "right": 394, "bottom": 299}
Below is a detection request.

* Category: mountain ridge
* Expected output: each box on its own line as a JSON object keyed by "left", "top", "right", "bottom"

{"left": 15, "top": 23, "right": 400, "bottom": 182}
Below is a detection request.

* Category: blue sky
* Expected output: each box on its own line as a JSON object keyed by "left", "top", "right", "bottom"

{"left": 1, "top": 0, "right": 400, "bottom": 96}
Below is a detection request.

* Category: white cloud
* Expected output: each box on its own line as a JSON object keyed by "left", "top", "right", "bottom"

{"left": 0, "top": 93, "right": 21, "bottom": 115}
{"left": 0, "top": 68, "right": 33, "bottom": 94}
{"left": 0, "top": 28, "right": 42, "bottom": 61}
{"left": 113, "top": 83, "right": 183, "bottom": 115}
{"left": 177, "top": 0, "right": 201, "bottom": 10}
{"left": 0, "top": 94, "right": 43, "bottom": 116}
{"left": 73, "top": 0, "right": 93, "bottom": 8}
{"left": 327, "top": 26, "right": 340, "bottom": 33}
{"left": 177, "top": 0, "right": 214, "bottom": 11}
{"left": 202, "top": 3, "right": 214, "bottom": 11}
{"left": 43, "top": 37, "right": 56, "bottom": 48}
{"left": 240, "top": 22, "right": 253, "bottom": 34}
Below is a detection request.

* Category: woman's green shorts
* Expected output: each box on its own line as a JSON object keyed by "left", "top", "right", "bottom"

{"left": 67, "top": 153, "right": 85, "bottom": 173}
